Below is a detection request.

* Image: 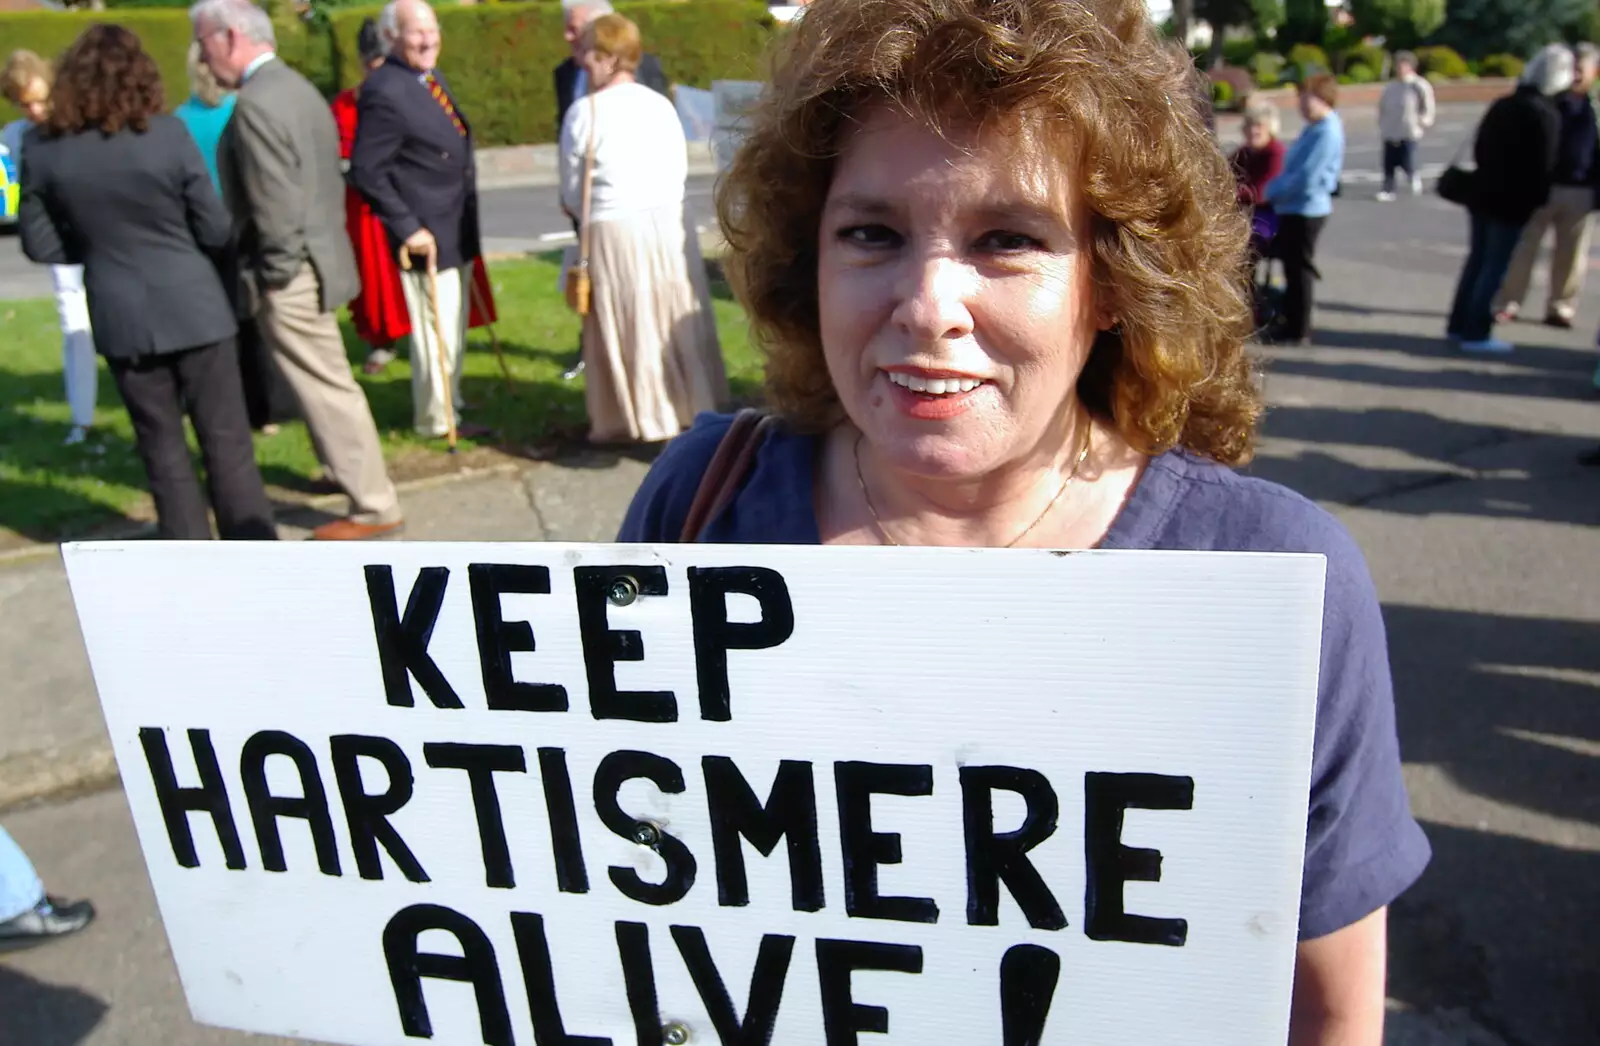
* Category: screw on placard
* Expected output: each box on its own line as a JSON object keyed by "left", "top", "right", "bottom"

{"left": 661, "top": 1022, "right": 691, "bottom": 1045}
{"left": 607, "top": 575, "right": 639, "bottom": 607}
{"left": 631, "top": 821, "right": 662, "bottom": 847}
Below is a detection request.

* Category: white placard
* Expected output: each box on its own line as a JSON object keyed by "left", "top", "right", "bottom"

{"left": 64, "top": 542, "right": 1325, "bottom": 1046}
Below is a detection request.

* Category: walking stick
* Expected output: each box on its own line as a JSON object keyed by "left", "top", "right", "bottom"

{"left": 468, "top": 269, "right": 516, "bottom": 398}
{"left": 424, "top": 261, "right": 459, "bottom": 455}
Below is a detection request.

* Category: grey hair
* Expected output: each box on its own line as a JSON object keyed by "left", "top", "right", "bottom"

{"left": 188, "top": 0, "right": 275, "bottom": 47}
{"left": 1392, "top": 50, "right": 1417, "bottom": 72}
{"left": 1523, "top": 43, "right": 1576, "bottom": 96}
{"left": 1241, "top": 100, "right": 1280, "bottom": 138}
{"left": 561, "top": 0, "right": 614, "bottom": 15}
{"left": 377, "top": 0, "right": 434, "bottom": 50}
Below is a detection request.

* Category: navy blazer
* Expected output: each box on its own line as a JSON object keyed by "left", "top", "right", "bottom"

{"left": 349, "top": 57, "right": 481, "bottom": 272}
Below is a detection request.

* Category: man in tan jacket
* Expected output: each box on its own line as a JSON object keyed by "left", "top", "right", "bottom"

{"left": 193, "top": 0, "right": 404, "bottom": 540}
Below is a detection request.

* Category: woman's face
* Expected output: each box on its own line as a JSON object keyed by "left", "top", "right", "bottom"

{"left": 18, "top": 78, "right": 49, "bottom": 124}
{"left": 816, "top": 106, "right": 1105, "bottom": 481}
{"left": 1245, "top": 120, "right": 1272, "bottom": 149}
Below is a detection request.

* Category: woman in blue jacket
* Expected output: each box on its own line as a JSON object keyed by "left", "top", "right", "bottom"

{"left": 1264, "top": 73, "right": 1345, "bottom": 345}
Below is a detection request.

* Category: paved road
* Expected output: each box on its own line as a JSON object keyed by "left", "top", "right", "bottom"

{"left": 3, "top": 98, "right": 1599, "bottom": 1045}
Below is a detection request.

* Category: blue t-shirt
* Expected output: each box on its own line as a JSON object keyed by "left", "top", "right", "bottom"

{"left": 173, "top": 94, "right": 236, "bottom": 193}
{"left": 619, "top": 412, "right": 1432, "bottom": 940}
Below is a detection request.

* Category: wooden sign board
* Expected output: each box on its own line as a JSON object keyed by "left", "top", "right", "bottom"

{"left": 64, "top": 542, "right": 1325, "bottom": 1045}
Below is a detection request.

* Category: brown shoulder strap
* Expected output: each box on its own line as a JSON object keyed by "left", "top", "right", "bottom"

{"left": 679, "top": 409, "right": 774, "bottom": 542}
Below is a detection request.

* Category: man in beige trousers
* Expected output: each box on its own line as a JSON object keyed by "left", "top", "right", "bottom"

{"left": 1494, "top": 44, "right": 1600, "bottom": 330}
{"left": 193, "top": 0, "right": 404, "bottom": 540}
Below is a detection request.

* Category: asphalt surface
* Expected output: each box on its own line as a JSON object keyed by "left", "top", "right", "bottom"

{"left": 2, "top": 97, "right": 1599, "bottom": 1045}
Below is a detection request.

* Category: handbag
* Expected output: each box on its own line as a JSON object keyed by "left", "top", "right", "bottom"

{"left": 679, "top": 409, "right": 776, "bottom": 541}
{"left": 564, "top": 93, "right": 597, "bottom": 316}
{"left": 1436, "top": 136, "right": 1477, "bottom": 207}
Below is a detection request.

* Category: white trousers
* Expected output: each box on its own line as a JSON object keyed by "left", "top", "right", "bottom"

{"left": 399, "top": 265, "right": 468, "bottom": 437}
{"left": 51, "top": 264, "right": 97, "bottom": 429}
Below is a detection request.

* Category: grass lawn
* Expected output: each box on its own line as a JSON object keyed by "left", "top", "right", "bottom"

{"left": 0, "top": 253, "right": 761, "bottom": 543}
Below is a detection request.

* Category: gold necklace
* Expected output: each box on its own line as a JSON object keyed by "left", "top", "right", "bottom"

{"left": 853, "top": 420, "right": 1095, "bottom": 548}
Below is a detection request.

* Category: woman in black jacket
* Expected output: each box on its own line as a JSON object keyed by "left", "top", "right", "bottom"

{"left": 20, "top": 25, "right": 275, "bottom": 539}
{"left": 1446, "top": 44, "right": 1570, "bottom": 354}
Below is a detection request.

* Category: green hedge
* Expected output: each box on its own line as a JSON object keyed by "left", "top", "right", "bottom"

{"left": 0, "top": 10, "right": 193, "bottom": 117}
{"left": 330, "top": 0, "right": 776, "bottom": 146}
{"left": 3, "top": 0, "right": 774, "bottom": 145}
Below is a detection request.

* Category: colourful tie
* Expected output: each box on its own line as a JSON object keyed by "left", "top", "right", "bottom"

{"left": 423, "top": 71, "right": 467, "bottom": 137}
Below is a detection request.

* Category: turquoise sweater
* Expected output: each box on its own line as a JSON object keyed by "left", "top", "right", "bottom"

{"left": 173, "top": 94, "right": 236, "bottom": 192}
{"left": 1265, "top": 110, "right": 1345, "bottom": 218}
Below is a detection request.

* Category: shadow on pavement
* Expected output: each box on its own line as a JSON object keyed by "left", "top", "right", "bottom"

{"left": 1306, "top": 326, "right": 1592, "bottom": 373}
{"left": 1383, "top": 603, "right": 1599, "bottom": 1045}
{"left": 0, "top": 965, "right": 109, "bottom": 1045}
{"left": 1319, "top": 300, "right": 1450, "bottom": 322}
{"left": 1267, "top": 355, "right": 1593, "bottom": 401}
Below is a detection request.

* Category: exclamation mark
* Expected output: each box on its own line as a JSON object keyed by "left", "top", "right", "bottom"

{"left": 1000, "top": 943, "right": 1061, "bottom": 1046}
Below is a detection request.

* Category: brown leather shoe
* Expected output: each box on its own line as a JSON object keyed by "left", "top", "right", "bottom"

{"left": 311, "top": 518, "right": 404, "bottom": 541}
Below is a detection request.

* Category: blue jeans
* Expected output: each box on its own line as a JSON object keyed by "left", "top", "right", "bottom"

{"left": 1382, "top": 139, "right": 1418, "bottom": 193}
{"left": 0, "top": 825, "right": 44, "bottom": 922}
{"left": 1448, "top": 213, "right": 1525, "bottom": 342}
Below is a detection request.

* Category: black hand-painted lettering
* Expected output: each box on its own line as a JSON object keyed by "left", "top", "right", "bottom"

{"left": 424, "top": 743, "right": 527, "bottom": 889}
{"left": 511, "top": 912, "right": 613, "bottom": 1046}
{"left": 364, "top": 565, "right": 462, "bottom": 709}
{"left": 574, "top": 566, "right": 676, "bottom": 722}
{"left": 815, "top": 938, "right": 922, "bottom": 1045}
{"left": 834, "top": 762, "right": 939, "bottom": 924}
{"left": 1083, "top": 772, "right": 1195, "bottom": 947}
{"left": 960, "top": 766, "right": 1066, "bottom": 930}
{"left": 615, "top": 922, "right": 663, "bottom": 1046}
{"left": 538, "top": 748, "right": 590, "bottom": 894}
{"left": 139, "top": 727, "right": 246, "bottom": 870}
{"left": 703, "top": 756, "right": 823, "bottom": 912}
{"left": 687, "top": 567, "right": 795, "bottom": 722}
{"left": 468, "top": 563, "right": 570, "bottom": 713}
{"left": 382, "top": 903, "right": 513, "bottom": 1046}
{"left": 329, "top": 734, "right": 429, "bottom": 883}
{"left": 671, "top": 925, "right": 794, "bottom": 1045}
{"left": 999, "top": 943, "right": 1061, "bottom": 1046}
{"left": 593, "top": 751, "right": 697, "bottom": 905}
{"left": 239, "top": 730, "right": 341, "bottom": 876}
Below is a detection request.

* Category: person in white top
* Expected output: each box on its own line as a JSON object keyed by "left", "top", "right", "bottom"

{"left": 1375, "top": 51, "right": 1436, "bottom": 201}
{"left": 2, "top": 49, "right": 99, "bottom": 446}
{"left": 559, "top": 12, "right": 726, "bottom": 444}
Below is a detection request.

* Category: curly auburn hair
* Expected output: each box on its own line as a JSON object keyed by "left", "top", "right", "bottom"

{"left": 46, "top": 24, "right": 164, "bottom": 137}
{"left": 718, "top": 0, "right": 1262, "bottom": 465}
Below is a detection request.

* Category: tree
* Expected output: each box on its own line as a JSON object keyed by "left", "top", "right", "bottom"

{"left": 1196, "top": 0, "right": 1284, "bottom": 65}
{"left": 1280, "top": 0, "right": 1328, "bottom": 48}
{"left": 1173, "top": 0, "right": 1194, "bottom": 49}
{"left": 1432, "top": 0, "right": 1595, "bottom": 59}
{"left": 1348, "top": 0, "right": 1446, "bottom": 48}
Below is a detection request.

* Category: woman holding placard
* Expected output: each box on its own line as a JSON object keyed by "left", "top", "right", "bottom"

{"left": 618, "top": 0, "right": 1428, "bottom": 1040}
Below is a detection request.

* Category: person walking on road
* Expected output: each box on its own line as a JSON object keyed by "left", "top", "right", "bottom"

{"left": 193, "top": 0, "right": 405, "bottom": 540}
{"left": 1263, "top": 73, "right": 1345, "bottom": 346}
{"left": 1376, "top": 50, "right": 1435, "bottom": 202}
{"left": 3, "top": 49, "right": 99, "bottom": 447}
{"left": 19, "top": 24, "right": 277, "bottom": 541}
{"left": 0, "top": 825, "right": 93, "bottom": 952}
{"left": 560, "top": 12, "right": 726, "bottom": 444}
{"left": 349, "top": 0, "right": 493, "bottom": 443}
{"left": 1493, "top": 44, "right": 1600, "bottom": 330}
{"left": 1446, "top": 44, "right": 1568, "bottom": 355}
{"left": 553, "top": 0, "right": 671, "bottom": 381}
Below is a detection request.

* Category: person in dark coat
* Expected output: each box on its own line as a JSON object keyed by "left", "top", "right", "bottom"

{"left": 349, "top": 0, "right": 492, "bottom": 441}
{"left": 19, "top": 24, "right": 275, "bottom": 541}
{"left": 1446, "top": 45, "right": 1570, "bottom": 354}
{"left": 555, "top": 0, "right": 669, "bottom": 136}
